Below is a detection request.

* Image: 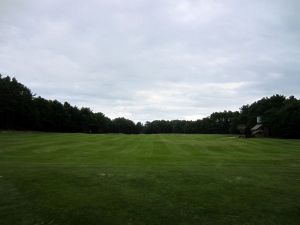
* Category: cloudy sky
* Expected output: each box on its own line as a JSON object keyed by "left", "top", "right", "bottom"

{"left": 1, "top": 0, "right": 299, "bottom": 122}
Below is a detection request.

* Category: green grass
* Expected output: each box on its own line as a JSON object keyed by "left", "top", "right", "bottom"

{"left": 0, "top": 132, "right": 299, "bottom": 225}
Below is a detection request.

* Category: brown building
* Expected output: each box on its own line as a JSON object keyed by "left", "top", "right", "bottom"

{"left": 251, "top": 116, "right": 269, "bottom": 137}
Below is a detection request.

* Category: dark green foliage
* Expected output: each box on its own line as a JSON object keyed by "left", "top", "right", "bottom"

{"left": 0, "top": 75, "right": 33, "bottom": 129}
{"left": 135, "top": 122, "right": 143, "bottom": 134}
{"left": 238, "top": 95, "right": 300, "bottom": 138}
{"left": 112, "top": 117, "right": 138, "bottom": 134}
{"left": 0, "top": 74, "right": 300, "bottom": 137}
{"left": 0, "top": 75, "right": 115, "bottom": 133}
{"left": 32, "top": 97, "right": 114, "bottom": 133}
{"left": 143, "top": 112, "right": 240, "bottom": 135}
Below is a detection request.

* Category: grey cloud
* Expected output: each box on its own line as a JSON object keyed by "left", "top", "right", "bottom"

{"left": 0, "top": 0, "right": 299, "bottom": 122}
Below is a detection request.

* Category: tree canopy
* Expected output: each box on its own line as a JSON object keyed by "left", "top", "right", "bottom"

{"left": 0, "top": 75, "right": 299, "bottom": 138}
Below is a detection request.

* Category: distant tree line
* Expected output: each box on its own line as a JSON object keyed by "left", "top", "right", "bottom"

{"left": 238, "top": 94, "right": 300, "bottom": 138}
{"left": 1, "top": 75, "right": 300, "bottom": 138}
{"left": 0, "top": 75, "right": 138, "bottom": 133}
{"left": 143, "top": 111, "right": 240, "bottom": 134}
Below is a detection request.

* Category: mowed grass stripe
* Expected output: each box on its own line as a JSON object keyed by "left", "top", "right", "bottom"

{"left": 0, "top": 132, "right": 299, "bottom": 225}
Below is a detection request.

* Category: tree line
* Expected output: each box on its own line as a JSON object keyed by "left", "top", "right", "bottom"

{"left": 1, "top": 75, "right": 299, "bottom": 138}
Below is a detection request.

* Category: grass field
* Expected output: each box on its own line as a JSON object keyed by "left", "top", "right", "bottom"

{"left": 0, "top": 132, "right": 299, "bottom": 225}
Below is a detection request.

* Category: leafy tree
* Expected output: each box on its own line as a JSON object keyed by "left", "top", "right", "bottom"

{"left": 1, "top": 74, "right": 299, "bottom": 138}
{"left": 136, "top": 122, "right": 143, "bottom": 134}
{"left": 112, "top": 117, "right": 137, "bottom": 134}
{"left": 0, "top": 75, "right": 33, "bottom": 129}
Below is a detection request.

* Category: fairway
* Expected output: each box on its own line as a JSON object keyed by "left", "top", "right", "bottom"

{"left": 0, "top": 132, "right": 299, "bottom": 225}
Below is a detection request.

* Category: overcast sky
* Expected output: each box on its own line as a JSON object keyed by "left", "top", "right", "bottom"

{"left": 1, "top": 0, "right": 299, "bottom": 122}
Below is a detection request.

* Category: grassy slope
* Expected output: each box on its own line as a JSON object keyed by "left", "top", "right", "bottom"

{"left": 0, "top": 132, "right": 299, "bottom": 225}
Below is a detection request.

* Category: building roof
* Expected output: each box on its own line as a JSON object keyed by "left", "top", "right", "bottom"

{"left": 251, "top": 124, "right": 263, "bottom": 131}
